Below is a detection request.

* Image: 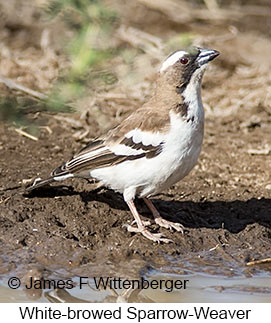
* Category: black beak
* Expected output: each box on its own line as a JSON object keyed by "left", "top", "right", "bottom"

{"left": 197, "top": 48, "right": 219, "bottom": 66}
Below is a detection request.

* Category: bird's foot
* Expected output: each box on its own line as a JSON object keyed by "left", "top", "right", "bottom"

{"left": 130, "top": 219, "right": 151, "bottom": 227}
{"left": 124, "top": 224, "right": 172, "bottom": 243}
{"left": 143, "top": 198, "right": 184, "bottom": 233}
{"left": 140, "top": 228, "right": 172, "bottom": 244}
{"left": 154, "top": 217, "right": 184, "bottom": 233}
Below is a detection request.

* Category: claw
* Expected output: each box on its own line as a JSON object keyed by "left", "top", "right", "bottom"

{"left": 154, "top": 218, "right": 184, "bottom": 233}
{"left": 124, "top": 223, "right": 172, "bottom": 243}
{"left": 141, "top": 230, "right": 172, "bottom": 243}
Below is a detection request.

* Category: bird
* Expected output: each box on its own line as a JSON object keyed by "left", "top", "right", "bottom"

{"left": 26, "top": 46, "right": 219, "bottom": 243}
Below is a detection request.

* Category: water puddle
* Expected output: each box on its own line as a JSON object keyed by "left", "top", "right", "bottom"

{"left": 1, "top": 271, "right": 270, "bottom": 303}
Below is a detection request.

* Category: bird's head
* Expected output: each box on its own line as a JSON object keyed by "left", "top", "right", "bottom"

{"left": 159, "top": 46, "right": 219, "bottom": 94}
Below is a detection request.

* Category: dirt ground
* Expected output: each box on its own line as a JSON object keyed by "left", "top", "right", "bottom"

{"left": 0, "top": 0, "right": 271, "bottom": 284}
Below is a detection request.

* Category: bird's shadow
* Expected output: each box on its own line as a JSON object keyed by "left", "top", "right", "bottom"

{"left": 25, "top": 184, "right": 271, "bottom": 234}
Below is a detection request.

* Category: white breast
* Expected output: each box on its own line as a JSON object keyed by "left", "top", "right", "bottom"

{"left": 154, "top": 108, "right": 204, "bottom": 194}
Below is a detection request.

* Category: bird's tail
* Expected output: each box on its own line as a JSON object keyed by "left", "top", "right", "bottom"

{"left": 24, "top": 177, "right": 55, "bottom": 192}
{"left": 24, "top": 165, "right": 74, "bottom": 192}
{"left": 25, "top": 160, "right": 75, "bottom": 193}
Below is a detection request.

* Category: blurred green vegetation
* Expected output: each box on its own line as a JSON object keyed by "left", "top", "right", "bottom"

{"left": 0, "top": 0, "right": 119, "bottom": 127}
{"left": 45, "top": 0, "right": 119, "bottom": 111}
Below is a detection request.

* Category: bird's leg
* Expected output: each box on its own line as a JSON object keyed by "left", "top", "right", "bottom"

{"left": 126, "top": 200, "right": 171, "bottom": 243}
{"left": 143, "top": 198, "right": 184, "bottom": 233}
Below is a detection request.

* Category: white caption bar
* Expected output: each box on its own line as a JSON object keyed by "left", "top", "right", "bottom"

{"left": 0, "top": 303, "right": 268, "bottom": 322}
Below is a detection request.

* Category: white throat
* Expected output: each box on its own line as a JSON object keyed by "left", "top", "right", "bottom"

{"left": 182, "top": 67, "right": 206, "bottom": 119}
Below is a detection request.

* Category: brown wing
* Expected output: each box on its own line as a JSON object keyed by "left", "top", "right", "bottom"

{"left": 105, "top": 102, "right": 171, "bottom": 143}
{"left": 52, "top": 101, "right": 170, "bottom": 177}
{"left": 51, "top": 138, "right": 129, "bottom": 176}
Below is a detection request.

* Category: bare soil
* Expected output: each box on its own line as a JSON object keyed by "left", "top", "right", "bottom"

{"left": 1, "top": 106, "right": 271, "bottom": 280}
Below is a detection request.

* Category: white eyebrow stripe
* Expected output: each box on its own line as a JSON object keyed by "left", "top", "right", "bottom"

{"left": 160, "top": 51, "right": 187, "bottom": 72}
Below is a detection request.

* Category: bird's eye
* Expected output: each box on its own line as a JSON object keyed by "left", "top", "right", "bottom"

{"left": 180, "top": 57, "right": 189, "bottom": 65}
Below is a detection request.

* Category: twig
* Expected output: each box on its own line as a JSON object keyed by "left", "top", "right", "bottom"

{"left": 0, "top": 76, "right": 48, "bottom": 101}
{"left": 14, "top": 128, "right": 38, "bottom": 141}
{"left": 0, "top": 197, "right": 10, "bottom": 204}
{"left": 246, "top": 258, "right": 271, "bottom": 266}
{"left": 73, "top": 129, "right": 89, "bottom": 140}
{"left": 0, "top": 185, "right": 21, "bottom": 192}
{"left": 247, "top": 144, "right": 271, "bottom": 156}
{"left": 209, "top": 244, "right": 220, "bottom": 252}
